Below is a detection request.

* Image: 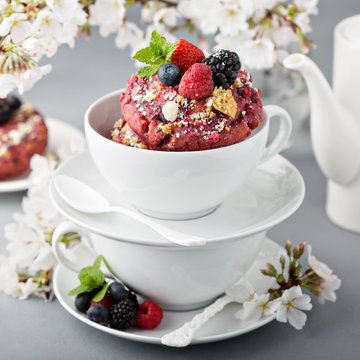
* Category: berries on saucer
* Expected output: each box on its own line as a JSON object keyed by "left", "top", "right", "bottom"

{"left": 158, "top": 63, "right": 182, "bottom": 86}
{"left": 136, "top": 301, "right": 163, "bottom": 329}
{"left": 179, "top": 63, "right": 214, "bottom": 100}
{"left": 87, "top": 304, "right": 110, "bottom": 324}
{"left": 109, "top": 299, "right": 138, "bottom": 330}
{"left": 203, "top": 50, "right": 241, "bottom": 89}
{"left": 171, "top": 38, "right": 205, "bottom": 73}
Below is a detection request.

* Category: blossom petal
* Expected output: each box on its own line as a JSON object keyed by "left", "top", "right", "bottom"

{"left": 276, "top": 304, "right": 288, "bottom": 323}
{"left": 293, "top": 294, "right": 312, "bottom": 311}
{"left": 288, "top": 308, "right": 307, "bottom": 330}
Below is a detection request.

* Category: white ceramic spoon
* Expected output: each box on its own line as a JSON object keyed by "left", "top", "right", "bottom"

{"left": 161, "top": 278, "right": 255, "bottom": 347}
{"left": 53, "top": 175, "right": 206, "bottom": 247}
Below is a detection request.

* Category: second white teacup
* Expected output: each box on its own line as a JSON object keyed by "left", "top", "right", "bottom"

{"left": 85, "top": 90, "right": 291, "bottom": 220}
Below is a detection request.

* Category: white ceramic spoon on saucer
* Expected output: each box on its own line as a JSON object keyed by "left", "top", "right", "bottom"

{"left": 53, "top": 175, "right": 206, "bottom": 247}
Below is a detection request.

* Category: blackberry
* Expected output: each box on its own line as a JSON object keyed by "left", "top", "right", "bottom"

{"left": 109, "top": 299, "right": 137, "bottom": 330}
{"left": 202, "top": 50, "right": 241, "bottom": 89}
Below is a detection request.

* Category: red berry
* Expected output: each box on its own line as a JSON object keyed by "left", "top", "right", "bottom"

{"left": 90, "top": 292, "right": 114, "bottom": 309}
{"left": 171, "top": 39, "right": 205, "bottom": 73}
{"left": 136, "top": 301, "right": 163, "bottom": 329}
{"left": 179, "top": 63, "right": 214, "bottom": 100}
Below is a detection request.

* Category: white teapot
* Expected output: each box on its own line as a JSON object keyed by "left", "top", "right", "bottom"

{"left": 284, "top": 15, "right": 360, "bottom": 233}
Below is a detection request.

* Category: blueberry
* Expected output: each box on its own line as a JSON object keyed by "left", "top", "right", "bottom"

{"left": 75, "top": 292, "right": 93, "bottom": 313}
{"left": 109, "top": 282, "right": 128, "bottom": 303}
{"left": 74, "top": 288, "right": 100, "bottom": 313}
{"left": 157, "top": 63, "right": 181, "bottom": 86}
{"left": 87, "top": 305, "right": 109, "bottom": 324}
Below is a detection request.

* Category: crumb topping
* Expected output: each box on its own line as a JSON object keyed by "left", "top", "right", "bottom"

{"left": 207, "top": 87, "right": 237, "bottom": 118}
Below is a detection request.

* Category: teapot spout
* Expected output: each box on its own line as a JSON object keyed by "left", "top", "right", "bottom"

{"left": 284, "top": 54, "right": 360, "bottom": 185}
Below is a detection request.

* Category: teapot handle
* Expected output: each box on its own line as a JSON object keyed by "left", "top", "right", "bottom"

{"left": 259, "top": 105, "right": 292, "bottom": 164}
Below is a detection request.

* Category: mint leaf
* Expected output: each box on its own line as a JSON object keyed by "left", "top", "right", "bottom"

{"left": 133, "top": 47, "right": 154, "bottom": 63}
{"left": 132, "top": 30, "right": 176, "bottom": 78}
{"left": 138, "top": 65, "right": 160, "bottom": 78}
{"left": 165, "top": 43, "right": 176, "bottom": 61}
{"left": 68, "top": 284, "right": 94, "bottom": 296}
{"left": 68, "top": 255, "right": 107, "bottom": 297}
{"left": 92, "top": 282, "right": 110, "bottom": 302}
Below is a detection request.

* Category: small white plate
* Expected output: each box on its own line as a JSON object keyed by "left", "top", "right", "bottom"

{"left": 49, "top": 151, "right": 304, "bottom": 245}
{"left": 54, "top": 237, "right": 282, "bottom": 345}
{"left": 0, "top": 117, "right": 85, "bottom": 193}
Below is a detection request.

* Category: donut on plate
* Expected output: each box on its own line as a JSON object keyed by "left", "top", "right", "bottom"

{"left": 0, "top": 96, "right": 48, "bottom": 180}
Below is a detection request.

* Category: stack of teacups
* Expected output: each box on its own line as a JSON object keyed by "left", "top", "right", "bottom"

{"left": 52, "top": 90, "right": 304, "bottom": 311}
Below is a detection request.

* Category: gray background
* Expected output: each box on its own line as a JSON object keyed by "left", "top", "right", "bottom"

{"left": 1, "top": 1, "right": 360, "bottom": 359}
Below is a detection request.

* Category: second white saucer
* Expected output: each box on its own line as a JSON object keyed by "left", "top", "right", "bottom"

{"left": 50, "top": 150, "right": 304, "bottom": 245}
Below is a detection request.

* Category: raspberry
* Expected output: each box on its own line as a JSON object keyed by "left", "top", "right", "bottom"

{"left": 136, "top": 301, "right": 163, "bottom": 329}
{"left": 171, "top": 39, "right": 205, "bottom": 73}
{"left": 90, "top": 292, "right": 115, "bottom": 309}
{"left": 179, "top": 63, "right": 214, "bottom": 100}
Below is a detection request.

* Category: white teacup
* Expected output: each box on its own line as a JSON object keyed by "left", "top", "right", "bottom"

{"left": 52, "top": 221, "right": 266, "bottom": 311}
{"left": 85, "top": 90, "right": 291, "bottom": 220}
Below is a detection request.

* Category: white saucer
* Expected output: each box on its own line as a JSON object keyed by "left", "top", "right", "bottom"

{"left": 49, "top": 150, "right": 304, "bottom": 246}
{"left": 53, "top": 238, "right": 282, "bottom": 345}
{"left": 0, "top": 118, "right": 85, "bottom": 193}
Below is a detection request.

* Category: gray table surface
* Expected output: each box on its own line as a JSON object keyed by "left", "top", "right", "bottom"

{"left": 1, "top": 1, "right": 360, "bottom": 359}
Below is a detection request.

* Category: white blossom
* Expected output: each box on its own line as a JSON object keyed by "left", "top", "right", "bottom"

{"left": 0, "top": 74, "right": 18, "bottom": 98}
{"left": 0, "top": 13, "right": 33, "bottom": 43}
{"left": 0, "top": 255, "right": 19, "bottom": 294}
{"left": 307, "top": 245, "right": 341, "bottom": 304}
{"left": 8, "top": 279, "right": 39, "bottom": 300}
{"left": 33, "top": 9, "right": 63, "bottom": 41}
{"left": 60, "top": 7, "right": 87, "bottom": 47}
{"left": 46, "top": 0, "right": 80, "bottom": 22}
{"left": 273, "top": 286, "right": 312, "bottom": 330}
{"left": 235, "top": 293, "right": 276, "bottom": 321}
{"left": 153, "top": 7, "right": 178, "bottom": 28}
{"left": 89, "top": 0, "right": 126, "bottom": 37}
{"left": 115, "top": 22, "right": 144, "bottom": 50}
{"left": 18, "top": 65, "right": 52, "bottom": 94}
{"left": 141, "top": 1, "right": 160, "bottom": 23}
{"left": 242, "top": 38, "right": 276, "bottom": 69}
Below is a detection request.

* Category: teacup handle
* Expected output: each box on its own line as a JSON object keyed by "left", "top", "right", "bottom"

{"left": 52, "top": 221, "right": 97, "bottom": 273}
{"left": 259, "top": 105, "right": 292, "bottom": 164}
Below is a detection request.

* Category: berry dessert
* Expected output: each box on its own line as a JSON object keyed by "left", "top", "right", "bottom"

{"left": 0, "top": 95, "right": 48, "bottom": 180}
{"left": 110, "top": 30, "right": 262, "bottom": 151}
{"left": 69, "top": 256, "right": 163, "bottom": 332}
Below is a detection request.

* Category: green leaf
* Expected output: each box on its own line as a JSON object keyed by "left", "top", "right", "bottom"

{"left": 68, "top": 284, "right": 94, "bottom": 296}
{"left": 165, "top": 42, "right": 176, "bottom": 62}
{"left": 132, "top": 29, "right": 176, "bottom": 77}
{"left": 138, "top": 65, "right": 160, "bottom": 78}
{"left": 68, "top": 255, "right": 107, "bottom": 297}
{"left": 132, "top": 47, "right": 153, "bottom": 63}
{"left": 92, "top": 282, "right": 110, "bottom": 302}
{"left": 78, "top": 265, "right": 96, "bottom": 282}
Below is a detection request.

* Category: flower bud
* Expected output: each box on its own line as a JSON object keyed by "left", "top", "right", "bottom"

{"left": 285, "top": 240, "right": 292, "bottom": 256}
{"left": 280, "top": 254, "right": 286, "bottom": 270}
{"left": 266, "top": 263, "right": 277, "bottom": 277}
